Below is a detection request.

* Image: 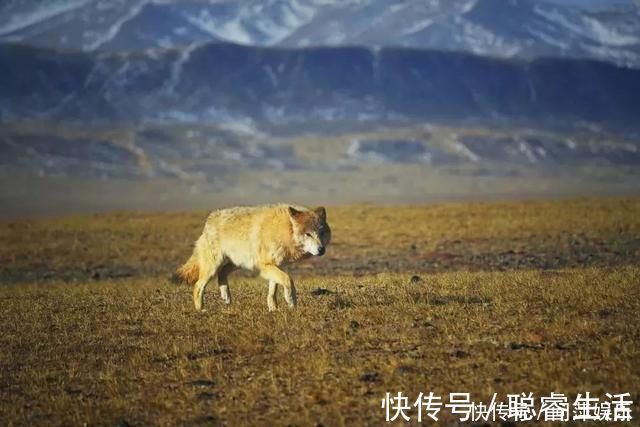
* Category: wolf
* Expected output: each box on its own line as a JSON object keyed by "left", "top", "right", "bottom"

{"left": 174, "top": 204, "right": 331, "bottom": 311}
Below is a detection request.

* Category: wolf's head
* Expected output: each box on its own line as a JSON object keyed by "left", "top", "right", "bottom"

{"left": 288, "top": 206, "right": 331, "bottom": 256}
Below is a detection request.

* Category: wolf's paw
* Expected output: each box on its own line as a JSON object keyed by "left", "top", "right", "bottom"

{"left": 285, "top": 293, "right": 297, "bottom": 308}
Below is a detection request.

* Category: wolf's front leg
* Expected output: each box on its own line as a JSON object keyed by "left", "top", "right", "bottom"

{"left": 259, "top": 264, "right": 297, "bottom": 309}
{"left": 286, "top": 281, "right": 297, "bottom": 308}
{"left": 267, "top": 280, "right": 278, "bottom": 312}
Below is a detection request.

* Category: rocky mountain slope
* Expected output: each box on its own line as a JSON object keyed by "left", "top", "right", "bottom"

{"left": 1, "top": 0, "right": 639, "bottom": 67}
{"left": 2, "top": 43, "right": 639, "bottom": 128}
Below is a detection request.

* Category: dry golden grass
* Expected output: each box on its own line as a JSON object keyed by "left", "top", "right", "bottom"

{"left": 1, "top": 198, "right": 639, "bottom": 425}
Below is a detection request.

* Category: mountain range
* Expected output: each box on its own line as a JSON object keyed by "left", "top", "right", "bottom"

{"left": 1, "top": 0, "right": 639, "bottom": 129}
{"left": 1, "top": 42, "right": 639, "bottom": 129}
{"left": 1, "top": 0, "right": 639, "bottom": 67}
{"left": 1, "top": 0, "right": 640, "bottom": 212}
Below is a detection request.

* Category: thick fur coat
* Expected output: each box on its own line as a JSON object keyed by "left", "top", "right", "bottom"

{"left": 175, "top": 204, "right": 331, "bottom": 311}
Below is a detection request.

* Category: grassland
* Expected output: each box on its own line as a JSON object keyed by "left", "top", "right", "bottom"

{"left": 1, "top": 198, "right": 639, "bottom": 425}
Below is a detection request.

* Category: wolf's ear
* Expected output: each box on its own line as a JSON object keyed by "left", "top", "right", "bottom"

{"left": 314, "top": 206, "right": 326, "bottom": 221}
{"left": 288, "top": 206, "right": 304, "bottom": 219}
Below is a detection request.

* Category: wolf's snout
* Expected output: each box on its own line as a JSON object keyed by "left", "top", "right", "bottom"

{"left": 317, "top": 246, "right": 325, "bottom": 256}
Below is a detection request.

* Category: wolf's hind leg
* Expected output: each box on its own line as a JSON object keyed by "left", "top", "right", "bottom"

{"left": 217, "top": 263, "right": 235, "bottom": 305}
{"left": 193, "top": 254, "right": 223, "bottom": 312}
{"left": 267, "top": 280, "right": 278, "bottom": 312}
{"left": 193, "top": 273, "right": 214, "bottom": 312}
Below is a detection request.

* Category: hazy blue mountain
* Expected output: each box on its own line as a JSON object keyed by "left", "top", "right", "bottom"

{"left": 1, "top": 0, "right": 639, "bottom": 67}
{"left": 1, "top": 42, "right": 639, "bottom": 129}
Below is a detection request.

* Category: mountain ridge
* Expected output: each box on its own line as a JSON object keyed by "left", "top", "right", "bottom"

{"left": 2, "top": 0, "right": 639, "bottom": 67}
{"left": 1, "top": 41, "right": 639, "bottom": 130}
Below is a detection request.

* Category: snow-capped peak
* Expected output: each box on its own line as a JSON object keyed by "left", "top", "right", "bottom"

{"left": 1, "top": 0, "right": 639, "bottom": 68}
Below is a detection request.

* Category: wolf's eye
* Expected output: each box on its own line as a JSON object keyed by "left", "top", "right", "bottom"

{"left": 305, "top": 232, "right": 312, "bottom": 237}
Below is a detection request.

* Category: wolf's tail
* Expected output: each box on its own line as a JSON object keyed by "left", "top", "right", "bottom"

{"left": 171, "top": 253, "right": 199, "bottom": 285}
